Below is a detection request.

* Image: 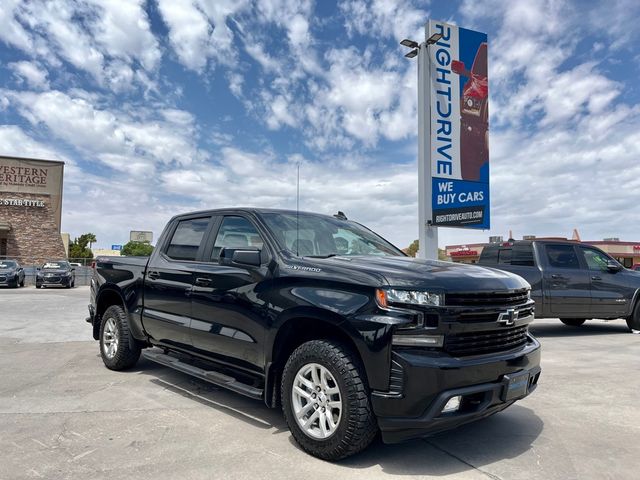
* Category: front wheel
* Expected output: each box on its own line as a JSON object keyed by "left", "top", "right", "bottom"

{"left": 560, "top": 318, "right": 586, "bottom": 327}
{"left": 99, "top": 305, "right": 141, "bottom": 370}
{"left": 281, "top": 340, "right": 377, "bottom": 461}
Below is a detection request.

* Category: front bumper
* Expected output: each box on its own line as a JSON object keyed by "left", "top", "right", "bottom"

{"left": 37, "top": 276, "right": 72, "bottom": 286}
{"left": 372, "top": 335, "right": 541, "bottom": 443}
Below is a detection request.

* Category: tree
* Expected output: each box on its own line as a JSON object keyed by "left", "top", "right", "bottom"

{"left": 69, "top": 233, "right": 96, "bottom": 259}
{"left": 406, "top": 239, "right": 419, "bottom": 257}
{"left": 121, "top": 241, "right": 154, "bottom": 257}
{"left": 403, "top": 240, "right": 449, "bottom": 261}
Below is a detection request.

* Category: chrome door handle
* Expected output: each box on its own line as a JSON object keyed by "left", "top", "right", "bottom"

{"left": 551, "top": 274, "right": 561, "bottom": 279}
{"left": 591, "top": 276, "right": 602, "bottom": 281}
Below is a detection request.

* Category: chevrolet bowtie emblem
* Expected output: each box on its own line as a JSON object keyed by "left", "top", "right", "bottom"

{"left": 498, "top": 308, "right": 518, "bottom": 326}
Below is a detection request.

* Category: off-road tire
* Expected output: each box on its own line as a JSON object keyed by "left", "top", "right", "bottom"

{"left": 560, "top": 318, "right": 586, "bottom": 327}
{"left": 626, "top": 302, "right": 640, "bottom": 332}
{"left": 99, "top": 305, "right": 141, "bottom": 370}
{"left": 281, "top": 340, "right": 377, "bottom": 461}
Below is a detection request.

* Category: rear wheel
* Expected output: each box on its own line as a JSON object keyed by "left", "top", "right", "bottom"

{"left": 19, "top": 278, "right": 24, "bottom": 287}
{"left": 560, "top": 318, "right": 586, "bottom": 327}
{"left": 627, "top": 302, "right": 640, "bottom": 332}
{"left": 99, "top": 305, "right": 141, "bottom": 370}
{"left": 281, "top": 340, "right": 377, "bottom": 461}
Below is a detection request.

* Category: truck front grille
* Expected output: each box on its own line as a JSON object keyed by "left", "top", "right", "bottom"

{"left": 444, "top": 325, "right": 529, "bottom": 356}
{"left": 446, "top": 289, "right": 529, "bottom": 307}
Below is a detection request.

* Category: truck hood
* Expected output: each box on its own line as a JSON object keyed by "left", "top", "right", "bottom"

{"left": 317, "top": 255, "right": 529, "bottom": 292}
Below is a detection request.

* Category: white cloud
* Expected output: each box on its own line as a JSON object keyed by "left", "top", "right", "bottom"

{"left": 9, "top": 61, "right": 49, "bottom": 89}
{"left": 339, "top": 0, "right": 428, "bottom": 43}
{"left": 0, "top": 0, "right": 161, "bottom": 91}
{"left": 157, "top": 0, "right": 249, "bottom": 72}
{"left": 3, "top": 90, "right": 205, "bottom": 173}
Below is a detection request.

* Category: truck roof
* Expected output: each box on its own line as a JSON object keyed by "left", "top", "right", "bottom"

{"left": 169, "top": 207, "right": 343, "bottom": 220}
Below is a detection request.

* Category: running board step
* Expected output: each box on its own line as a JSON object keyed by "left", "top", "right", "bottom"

{"left": 142, "top": 350, "right": 263, "bottom": 400}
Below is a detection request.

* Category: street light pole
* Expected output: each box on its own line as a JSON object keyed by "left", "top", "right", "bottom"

{"left": 403, "top": 31, "right": 442, "bottom": 260}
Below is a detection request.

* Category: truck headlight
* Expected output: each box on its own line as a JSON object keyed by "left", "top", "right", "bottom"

{"left": 376, "top": 288, "right": 443, "bottom": 308}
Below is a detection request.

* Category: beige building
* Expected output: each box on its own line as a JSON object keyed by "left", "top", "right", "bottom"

{"left": 0, "top": 156, "right": 66, "bottom": 264}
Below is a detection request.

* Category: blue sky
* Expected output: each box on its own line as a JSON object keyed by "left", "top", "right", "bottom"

{"left": 1, "top": 0, "right": 640, "bottom": 250}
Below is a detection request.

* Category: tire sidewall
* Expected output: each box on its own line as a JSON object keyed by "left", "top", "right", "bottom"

{"left": 281, "top": 341, "right": 373, "bottom": 459}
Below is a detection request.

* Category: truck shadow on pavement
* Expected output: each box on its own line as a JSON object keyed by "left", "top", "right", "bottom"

{"left": 530, "top": 321, "right": 631, "bottom": 338}
{"left": 133, "top": 356, "right": 543, "bottom": 475}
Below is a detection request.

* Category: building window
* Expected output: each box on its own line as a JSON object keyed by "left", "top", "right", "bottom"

{"left": 0, "top": 238, "right": 6, "bottom": 257}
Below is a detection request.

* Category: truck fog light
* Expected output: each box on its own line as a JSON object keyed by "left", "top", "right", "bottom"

{"left": 392, "top": 334, "right": 443, "bottom": 347}
{"left": 442, "top": 395, "right": 461, "bottom": 413}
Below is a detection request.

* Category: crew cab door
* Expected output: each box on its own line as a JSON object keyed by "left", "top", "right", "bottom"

{"left": 542, "top": 244, "right": 592, "bottom": 316}
{"left": 142, "top": 215, "right": 213, "bottom": 350}
{"left": 578, "top": 246, "right": 630, "bottom": 317}
{"left": 189, "top": 215, "right": 271, "bottom": 374}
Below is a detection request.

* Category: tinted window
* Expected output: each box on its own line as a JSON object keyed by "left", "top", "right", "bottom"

{"left": 479, "top": 245, "right": 498, "bottom": 264}
{"left": 211, "top": 216, "right": 264, "bottom": 261}
{"left": 511, "top": 244, "right": 535, "bottom": 266}
{"left": 166, "top": 218, "right": 210, "bottom": 261}
{"left": 0, "top": 260, "right": 16, "bottom": 268}
{"left": 580, "top": 247, "right": 614, "bottom": 271}
{"left": 497, "top": 248, "right": 512, "bottom": 264}
{"left": 546, "top": 244, "right": 579, "bottom": 269}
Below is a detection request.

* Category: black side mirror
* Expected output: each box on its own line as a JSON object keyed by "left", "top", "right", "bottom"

{"left": 606, "top": 261, "right": 622, "bottom": 273}
{"left": 71, "top": 268, "right": 76, "bottom": 272}
{"left": 232, "top": 249, "right": 262, "bottom": 267}
{"left": 220, "top": 247, "right": 261, "bottom": 267}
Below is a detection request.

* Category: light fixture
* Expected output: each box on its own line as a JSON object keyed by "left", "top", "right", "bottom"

{"left": 400, "top": 39, "right": 419, "bottom": 49}
{"left": 426, "top": 32, "right": 443, "bottom": 45}
{"left": 404, "top": 49, "right": 418, "bottom": 58}
{"left": 442, "top": 396, "right": 461, "bottom": 413}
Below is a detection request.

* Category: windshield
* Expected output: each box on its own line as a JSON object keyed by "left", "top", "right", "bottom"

{"left": 43, "top": 261, "right": 69, "bottom": 270}
{"left": 261, "top": 213, "right": 404, "bottom": 257}
{"left": 0, "top": 261, "right": 16, "bottom": 268}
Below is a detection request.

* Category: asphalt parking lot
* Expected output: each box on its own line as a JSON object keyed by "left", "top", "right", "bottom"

{"left": 1, "top": 287, "right": 639, "bottom": 480}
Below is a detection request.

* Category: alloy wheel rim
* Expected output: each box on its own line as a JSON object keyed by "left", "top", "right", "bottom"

{"left": 291, "top": 363, "right": 342, "bottom": 439}
{"left": 102, "top": 317, "right": 119, "bottom": 359}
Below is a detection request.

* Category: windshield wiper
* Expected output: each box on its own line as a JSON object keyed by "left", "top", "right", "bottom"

{"left": 305, "top": 254, "right": 340, "bottom": 259}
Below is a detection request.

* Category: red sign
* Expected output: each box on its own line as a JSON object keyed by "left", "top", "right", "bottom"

{"left": 633, "top": 245, "right": 640, "bottom": 251}
{"left": 450, "top": 250, "right": 479, "bottom": 257}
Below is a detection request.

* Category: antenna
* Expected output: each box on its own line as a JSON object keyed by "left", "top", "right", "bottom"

{"left": 296, "top": 162, "right": 300, "bottom": 256}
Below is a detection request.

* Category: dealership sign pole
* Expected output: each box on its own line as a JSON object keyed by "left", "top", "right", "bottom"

{"left": 413, "top": 21, "right": 490, "bottom": 259}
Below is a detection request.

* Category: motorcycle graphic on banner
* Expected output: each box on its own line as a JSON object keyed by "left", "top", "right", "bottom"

{"left": 428, "top": 20, "right": 489, "bottom": 229}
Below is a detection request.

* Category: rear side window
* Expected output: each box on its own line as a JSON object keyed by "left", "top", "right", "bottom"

{"left": 479, "top": 246, "right": 498, "bottom": 264}
{"left": 546, "top": 244, "right": 579, "bottom": 269}
{"left": 211, "top": 216, "right": 264, "bottom": 261}
{"left": 165, "top": 218, "right": 210, "bottom": 261}
{"left": 497, "top": 248, "right": 512, "bottom": 264}
{"left": 511, "top": 244, "right": 535, "bottom": 266}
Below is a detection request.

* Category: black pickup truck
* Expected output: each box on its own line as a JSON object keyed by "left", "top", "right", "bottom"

{"left": 87, "top": 208, "right": 541, "bottom": 460}
{"left": 478, "top": 239, "right": 640, "bottom": 331}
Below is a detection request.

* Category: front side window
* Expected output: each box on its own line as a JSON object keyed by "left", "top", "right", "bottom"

{"left": 0, "top": 260, "right": 16, "bottom": 268}
{"left": 211, "top": 216, "right": 264, "bottom": 261}
{"left": 261, "top": 213, "right": 403, "bottom": 258}
{"left": 166, "top": 218, "right": 210, "bottom": 261}
{"left": 545, "top": 244, "right": 579, "bottom": 269}
{"left": 580, "top": 247, "right": 616, "bottom": 271}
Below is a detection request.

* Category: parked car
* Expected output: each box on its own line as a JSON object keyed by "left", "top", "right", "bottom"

{"left": 36, "top": 260, "right": 76, "bottom": 288}
{"left": 87, "top": 208, "right": 541, "bottom": 460}
{"left": 0, "top": 259, "right": 25, "bottom": 288}
{"left": 478, "top": 240, "right": 640, "bottom": 331}
{"left": 632, "top": 264, "right": 640, "bottom": 272}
